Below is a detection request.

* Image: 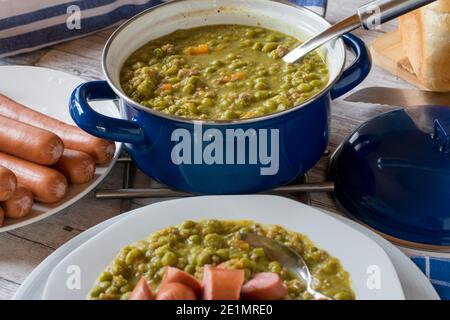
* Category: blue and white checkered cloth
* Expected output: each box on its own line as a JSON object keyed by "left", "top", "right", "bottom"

{"left": 0, "top": 0, "right": 327, "bottom": 58}
{"left": 1, "top": 0, "right": 449, "bottom": 300}
{"left": 410, "top": 255, "right": 450, "bottom": 300}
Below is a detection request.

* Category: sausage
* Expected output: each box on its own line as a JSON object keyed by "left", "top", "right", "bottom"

{"left": 0, "top": 165, "right": 16, "bottom": 201}
{"left": 202, "top": 266, "right": 244, "bottom": 300}
{"left": 160, "top": 267, "right": 202, "bottom": 297}
{"left": 0, "top": 152, "right": 68, "bottom": 203}
{"left": 156, "top": 283, "right": 197, "bottom": 300}
{"left": 0, "top": 206, "right": 4, "bottom": 226}
{"left": 1, "top": 186, "right": 33, "bottom": 219}
{"left": 53, "top": 149, "right": 96, "bottom": 184}
{"left": 0, "top": 115, "right": 64, "bottom": 165}
{"left": 0, "top": 93, "right": 115, "bottom": 164}
{"left": 241, "top": 272, "right": 288, "bottom": 300}
{"left": 128, "top": 277, "right": 154, "bottom": 300}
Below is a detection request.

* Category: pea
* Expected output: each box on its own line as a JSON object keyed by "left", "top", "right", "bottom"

{"left": 216, "top": 249, "right": 230, "bottom": 260}
{"left": 254, "top": 82, "right": 267, "bottom": 90}
{"left": 204, "top": 233, "right": 224, "bottom": 248}
{"left": 181, "top": 220, "right": 195, "bottom": 229}
{"left": 201, "top": 97, "right": 214, "bottom": 106}
{"left": 221, "top": 110, "right": 238, "bottom": 120}
{"left": 334, "top": 291, "right": 353, "bottom": 300}
{"left": 184, "top": 264, "right": 196, "bottom": 274}
{"left": 125, "top": 248, "right": 142, "bottom": 265}
{"left": 254, "top": 90, "right": 269, "bottom": 99}
{"left": 210, "top": 59, "right": 224, "bottom": 67}
{"left": 298, "top": 83, "right": 312, "bottom": 92}
{"left": 90, "top": 287, "right": 103, "bottom": 298}
{"left": 251, "top": 248, "right": 265, "bottom": 260}
{"left": 164, "top": 65, "right": 178, "bottom": 76}
{"left": 99, "top": 281, "right": 111, "bottom": 289}
{"left": 196, "top": 250, "right": 212, "bottom": 266}
{"left": 252, "top": 42, "right": 263, "bottom": 51}
{"left": 153, "top": 47, "right": 164, "bottom": 57}
{"left": 229, "top": 61, "right": 247, "bottom": 70}
{"left": 162, "top": 251, "right": 178, "bottom": 266}
{"left": 262, "top": 42, "right": 278, "bottom": 52}
{"left": 204, "top": 66, "right": 217, "bottom": 74}
{"left": 310, "top": 79, "right": 323, "bottom": 87}
{"left": 266, "top": 34, "right": 278, "bottom": 42}
{"left": 98, "top": 271, "right": 113, "bottom": 282}
{"left": 245, "top": 30, "right": 256, "bottom": 38}
{"left": 226, "top": 53, "right": 237, "bottom": 60}
{"left": 120, "top": 284, "right": 132, "bottom": 294}
{"left": 269, "top": 261, "right": 282, "bottom": 273}
{"left": 188, "top": 234, "right": 201, "bottom": 245}
{"left": 136, "top": 80, "right": 155, "bottom": 98}
{"left": 240, "top": 39, "right": 252, "bottom": 47}
{"left": 305, "top": 73, "right": 321, "bottom": 81}
{"left": 183, "top": 83, "right": 195, "bottom": 94}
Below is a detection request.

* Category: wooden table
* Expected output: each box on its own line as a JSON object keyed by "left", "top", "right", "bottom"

{"left": 0, "top": 0, "right": 415, "bottom": 299}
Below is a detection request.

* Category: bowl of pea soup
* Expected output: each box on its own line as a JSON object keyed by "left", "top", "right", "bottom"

{"left": 70, "top": 0, "right": 371, "bottom": 194}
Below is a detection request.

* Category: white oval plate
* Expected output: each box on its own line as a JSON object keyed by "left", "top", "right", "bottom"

{"left": 43, "top": 195, "right": 405, "bottom": 300}
{"left": 0, "top": 66, "right": 121, "bottom": 232}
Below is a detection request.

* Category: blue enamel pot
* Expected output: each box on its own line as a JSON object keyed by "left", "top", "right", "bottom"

{"left": 69, "top": 0, "right": 371, "bottom": 194}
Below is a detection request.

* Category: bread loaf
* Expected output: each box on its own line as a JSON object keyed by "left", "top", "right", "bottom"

{"left": 399, "top": 1, "right": 450, "bottom": 92}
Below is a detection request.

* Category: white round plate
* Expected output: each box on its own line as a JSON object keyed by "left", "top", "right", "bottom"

{"left": 14, "top": 200, "right": 439, "bottom": 300}
{"left": 42, "top": 195, "right": 405, "bottom": 300}
{"left": 0, "top": 66, "right": 121, "bottom": 232}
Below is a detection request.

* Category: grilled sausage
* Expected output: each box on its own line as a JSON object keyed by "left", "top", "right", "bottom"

{"left": 156, "top": 283, "right": 197, "bottom": 300}
{"left": 53, "top": 149, "right": 96, "bottom": 184}
{"left": 202, "top": 266, "right": 244, "bottom": 300}
{"left": 1, "top": 186, "right": 33, "bottom": 219}
{"left": 0, "top": 165, "right": 17, "bottom": 201}
{"left": 241, "top": 272, "right": 288, "bottom": 300}
{"left": 0, "top": 115, "right": 64, "bottom": 165}
{"left": 0, "top": 93, "right": 115, "bottom": 164}
{"left": 0, "top": 152, "right": 68, "bottom": 203}
{"left": 128, "top": 277, "right": 154, "bottom": 300}
{"left": 160, "top": 267, "right": 202, "bottom": 297}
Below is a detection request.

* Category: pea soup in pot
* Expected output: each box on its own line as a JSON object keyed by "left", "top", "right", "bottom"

{"left": 89, "top": 220, "right": 354, "bottom": 300}
{"left": 120, "top": 25, "right": 329, "bottom": 120}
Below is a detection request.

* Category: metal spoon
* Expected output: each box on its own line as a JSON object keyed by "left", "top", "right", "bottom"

{"left": 283, "top": 0, "right": 437, "bottom": 64}
{"left": 240, "top": 232, "right": 331, "bottom": 300}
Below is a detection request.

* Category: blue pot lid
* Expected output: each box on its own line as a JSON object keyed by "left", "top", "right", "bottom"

{"left": 330, "top": 105, "right": 450, "bottom": 247}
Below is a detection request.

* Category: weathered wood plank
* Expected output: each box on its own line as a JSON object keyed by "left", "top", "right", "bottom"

{"left": 0, "top": 0, "right": 414, "bottom": 300}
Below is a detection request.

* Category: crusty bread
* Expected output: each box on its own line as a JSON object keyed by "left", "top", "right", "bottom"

{"left": 399, "top": 1, "right": 450, "bottom": 92}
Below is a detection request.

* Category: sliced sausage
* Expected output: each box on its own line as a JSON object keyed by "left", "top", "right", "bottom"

{"left": 1, "top": 186, "right": 33, "bottom": 219}
{"left": 0, "top": 206, "right": 4, "bottom": 226}
{"left": 156, "top": 283, "right": 197, "bottom": 300}
{"left": 202, "top": 266, "right": 244, "bottom": 300}
{"left": 0, "top": 94, "right": 115, "bottom": 164}
{"left": 0, "top": 165, "right": 16, "bottom": 201}
{"left": 0, "top": 115, "right": 64, "bottom": 165}
{"left": 53, "top": 149, "right": 96, "bottom": 184}
{"left": 0, "top": 152, "right": 68, "bottom": 203}
{"left": 160, "top": 267, "right": 202, "bottom": 297}
{"left": 129, "top": 277, "right": 154, "bottom": 300}
{"left": 241, "top": 272, "right": 288, "bottom": 300}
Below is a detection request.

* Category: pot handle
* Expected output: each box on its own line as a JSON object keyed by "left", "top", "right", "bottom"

{"left": 69, "top": 80, "right": 147, "bottom": 145}
{"left": 330, "top": 33, "right": 372, "bottom": 100}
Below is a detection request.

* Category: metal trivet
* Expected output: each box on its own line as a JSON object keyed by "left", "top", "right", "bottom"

{"left": 97, "top": 153, "right": 334, "bottom": 212}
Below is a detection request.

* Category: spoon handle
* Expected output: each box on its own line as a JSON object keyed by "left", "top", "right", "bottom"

{"left": 283, "top": 0, "right": 437, "bottom": 63}
{"left": 358, "top": 0, "right": 437, "bottom": 30}
{"left": 282, "top": 15, "right": 361, "bottom": 63}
